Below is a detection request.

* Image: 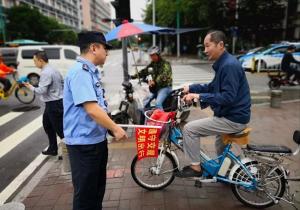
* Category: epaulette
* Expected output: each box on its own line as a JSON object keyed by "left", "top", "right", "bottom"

{"left": 82, "top": 64, "right": 89, "bottom": 71}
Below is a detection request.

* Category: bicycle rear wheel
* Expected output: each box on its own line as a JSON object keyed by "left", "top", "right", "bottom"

{"left": 131, "top": 149, "right": 177, "bottom": 190}
{"left": 15, "top": 86, "right": 35, "bottom": 104}
{"left": 231, "top": 161, "right": 285, "bottom": 208}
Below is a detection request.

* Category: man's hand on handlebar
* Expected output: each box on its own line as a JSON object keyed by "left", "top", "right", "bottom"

{"left": 183, "top": 93, "right": 199, "bottom": 104}
{"left": 183, "top": 85, "right": 189, "bottom": 93}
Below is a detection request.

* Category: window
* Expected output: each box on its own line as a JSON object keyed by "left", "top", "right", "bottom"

{"left": 271, "top": 47, "right": 288, "bottom": 54}
{"left": 64, "top": 49, "right": 78, "bottom": 60}
{"left": 43, "top": 48, "right": 60, "bottom": 59}
{"left": 21, "top": 50, "right": 38, "bottom": 59}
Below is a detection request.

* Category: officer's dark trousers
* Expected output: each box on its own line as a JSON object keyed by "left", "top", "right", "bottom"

{"left": 67, "top": 141, "right": 108, "bottom": 210}
{"left": 43, "top": 99, "right": 64, "bottom": 152}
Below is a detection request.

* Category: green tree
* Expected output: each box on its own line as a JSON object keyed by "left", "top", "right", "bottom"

{"left": 143, "top": 0, "right": 286, "bottom": 51}
{"left": 237, "top": 0, "right": 285, "bottom": 45}
{"left": 6, "top": 5, "right": 77, "bottom": 44}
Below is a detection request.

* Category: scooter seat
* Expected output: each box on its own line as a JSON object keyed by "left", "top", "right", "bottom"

{"left": 247, "top": 144, "right": 292, "bottom": 154}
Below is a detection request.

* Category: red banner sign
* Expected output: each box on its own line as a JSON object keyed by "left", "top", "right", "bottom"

{"left": 135, "top": 127, "right": 161, "bottom": 160}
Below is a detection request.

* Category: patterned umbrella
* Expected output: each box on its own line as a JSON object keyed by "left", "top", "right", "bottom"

{"left": 105, "top": 22, "right": 165, "bottom": 41}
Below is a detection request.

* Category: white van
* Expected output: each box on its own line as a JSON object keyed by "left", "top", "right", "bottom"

{"left": 17, "top": 45, "right": 80, "bottom": 85}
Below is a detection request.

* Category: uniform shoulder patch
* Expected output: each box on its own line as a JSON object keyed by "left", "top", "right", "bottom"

{"left": 82, "top": 64, "right": 89, "bottom": 71}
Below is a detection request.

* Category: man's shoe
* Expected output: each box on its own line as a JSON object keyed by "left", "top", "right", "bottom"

{"left": 174, "top": 165, "right": 202, "bottom": 178}
{"left": 42, "top": 150, "right": 58, "bottom": 156}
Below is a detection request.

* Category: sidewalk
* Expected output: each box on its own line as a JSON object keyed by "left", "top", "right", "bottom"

{"left": 13, "top": 102, "right": 300, "bottom": 210}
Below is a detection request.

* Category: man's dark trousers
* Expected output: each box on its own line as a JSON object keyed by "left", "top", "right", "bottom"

{"left": 43, "top": 99, "right": 64, "bottom": 152}
{"left": 67, "top": 141, "right": 108, "bottom": 210}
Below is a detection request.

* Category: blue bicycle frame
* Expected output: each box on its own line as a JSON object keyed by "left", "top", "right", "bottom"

{"left": 199, "top": 142, "right": 257, "bottom": 189}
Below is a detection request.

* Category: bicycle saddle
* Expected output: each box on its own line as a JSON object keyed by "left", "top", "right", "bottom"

{"left": 247, "top": 144, "right": 292, "bottom": 154}
{"left": 222, "top": 128, "right": 251, "bottom": 145}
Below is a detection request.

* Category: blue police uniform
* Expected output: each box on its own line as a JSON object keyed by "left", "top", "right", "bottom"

{"left": 63, "top": 56, "right": 108, "bottom": 145}
{"left": 63, "top": 56, "right": 108, "bottom": 210}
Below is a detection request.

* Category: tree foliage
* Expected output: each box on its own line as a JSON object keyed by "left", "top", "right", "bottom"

{"left": 143, "top": 0, "right": 287, "bottom": 50}
{"left": 6, "top": 5, "right": 77, "bottom": 44}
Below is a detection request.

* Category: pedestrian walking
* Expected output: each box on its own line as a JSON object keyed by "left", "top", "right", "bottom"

{"left": 63, "top": 31, "right": 128, "bottom": 210}
{"left": 175, "top": 30, "right": 251, "bottom": 178}
{"left": 24, "top": 51, "right": 64, "bottom": 156}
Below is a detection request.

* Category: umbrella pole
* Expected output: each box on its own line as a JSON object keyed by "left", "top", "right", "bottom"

{"left": 122, "top": 38, "right": 129, "bottom": 82}
{"left": 128, "top": 39, "right": 141, "bottom": 85}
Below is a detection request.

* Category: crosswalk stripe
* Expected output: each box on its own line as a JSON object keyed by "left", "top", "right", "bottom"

{"left": 0, "top": 152, "right": 47, "bottom": 205}
{"left": 0, "top": 112, "right": 24, "bottom": 127}
{"left": 0, "top": 115, "right": 43, "bottom": 159}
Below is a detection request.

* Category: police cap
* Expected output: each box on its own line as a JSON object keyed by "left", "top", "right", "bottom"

{"left": 78, "top": 31, "right": 112, "bottom": 50}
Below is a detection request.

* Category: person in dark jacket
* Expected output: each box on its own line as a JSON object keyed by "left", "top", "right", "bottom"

{"left": 175, "top": 30, "right": 251, "bottom": 178}
{"left": 281, "top": 45, "right": 300, "bottom": 84}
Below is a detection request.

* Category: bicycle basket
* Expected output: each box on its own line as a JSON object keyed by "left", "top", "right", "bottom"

{"left": 144, "top": 109, "right": 175, "bottom": 139}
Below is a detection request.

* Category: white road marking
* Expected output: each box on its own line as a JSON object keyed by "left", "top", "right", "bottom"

{"left": 0, "top": 115, "right": 42, "bottom": 159}
{"left": 0, "top": 153, "right": 47, "bottom": 205}
{"left": 0, "top": 112, "right": 24, "bottom": 127}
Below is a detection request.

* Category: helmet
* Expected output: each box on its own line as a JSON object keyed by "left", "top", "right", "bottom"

{"left": 148, "top": 46, "right": 160, "bottom": 55}
{"left": 287, "top": 45, "right": 296, "bottom": 50}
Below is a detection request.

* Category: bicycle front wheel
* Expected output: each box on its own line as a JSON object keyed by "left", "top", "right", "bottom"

{"left": 15, "top": 86, "right": 35, "bottom": 104}
{"left": 131, "top": 150, "right": 177, "bottom": 190}
{"left": 231, "top": 161, "right": 285, "bottom": 208}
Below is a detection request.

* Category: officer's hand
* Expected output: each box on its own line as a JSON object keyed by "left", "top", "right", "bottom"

{"left": 112, "top": 126, "right": 128, "bottom": 141}
{"left": 183, "top": 85, "right": 189, "bottom": 93}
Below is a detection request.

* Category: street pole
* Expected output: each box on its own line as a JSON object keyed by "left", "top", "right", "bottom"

{"left": 152, "top": 0, "right": 156, "bottom": 46}
{"left": 282, "top": 1, "right": 288, "bottom": 40}
{"left": 122, "top": 38, "right": 129, "bottom": 82}
{"left": 0, "top": 6, "right": 6, "bottom": 43}
{"left": 232, "top": 0, "right": 239, "bottom": 55}
{"left": 176, "top": 0, "right": 180, "bottom": 57}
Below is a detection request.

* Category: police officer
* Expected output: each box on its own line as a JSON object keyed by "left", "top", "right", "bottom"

{"left": 63, "top": 31, "right": 128, "bottom": 210}
{"left": 131, "top": 46, "right": 173, "bottom": 109}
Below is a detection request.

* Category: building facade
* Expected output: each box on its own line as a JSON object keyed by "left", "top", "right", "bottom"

{"left": 0, "top": 0, "right": 112, "bottom": 32}
{"left": 81, "top": 0, "right": 111, "bottom": 33}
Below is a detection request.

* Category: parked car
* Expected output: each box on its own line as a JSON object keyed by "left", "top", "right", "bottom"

{"left": 0, "top": 47, "right": 19, "bottom": 68}
{"left": 239, "top": 43, "right": 300, "bottom": 72}
{"left": 236, "top": 47, "right": 264, "bottom": 60}
{"left": 17, "top": 45, "right": 80, "bottom": 86}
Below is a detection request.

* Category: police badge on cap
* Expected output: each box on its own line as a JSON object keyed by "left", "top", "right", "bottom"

{"left": 78, "top": 31, "right": 112, "bottom": 50}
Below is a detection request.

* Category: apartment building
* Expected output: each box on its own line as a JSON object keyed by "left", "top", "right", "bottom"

{"left": 0, "top": 0, "right": 112, "bottom": 32}
{"left": 81, "top": 0, "right": 111, "bottom": 33}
